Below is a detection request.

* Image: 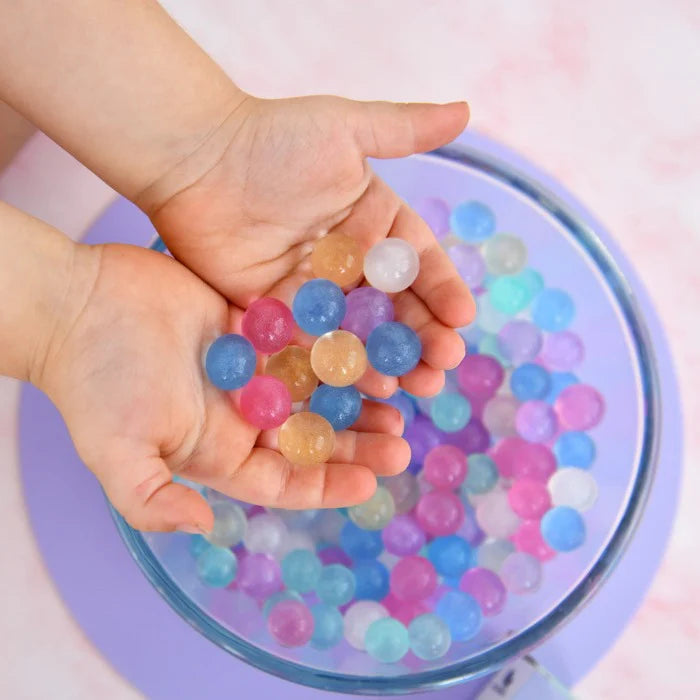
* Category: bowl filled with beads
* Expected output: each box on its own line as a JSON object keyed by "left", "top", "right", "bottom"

{"left": 112, "top": 137, "right": 659, "bottom": 694}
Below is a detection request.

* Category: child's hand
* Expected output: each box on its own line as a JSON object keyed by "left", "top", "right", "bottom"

{"left": 37, "top": 244, "right": 408, "bottom": 532}
{"left": 139, "top": 96, "right": 476, "bottom": 398}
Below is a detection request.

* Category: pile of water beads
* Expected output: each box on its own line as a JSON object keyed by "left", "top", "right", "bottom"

{"left": 192, "top": 201, "right": 604, "bottom": 666}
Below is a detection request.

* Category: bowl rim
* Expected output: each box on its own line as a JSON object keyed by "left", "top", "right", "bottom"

{"left": 111, "top": 141, "right": 661, "bottom": 695}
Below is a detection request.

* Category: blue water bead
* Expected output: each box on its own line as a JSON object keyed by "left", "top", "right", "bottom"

{"left": 310, "top": 604, "right": 344, "bottom": 650}
{"left": 263, "top": 590, "right": 303, "bottom": 618}
{"left": 189, "top": 534, "right": 211, "bottom": 558}
{"left": 464, "top": 454, "right": 499, "bottom": 495}
{"left": 205, "top": 334, "right": 256, "bottom": 390}
{"left": 545, "top": 372, "right": 578, "bottom": 403}
{"left": 366, "top": 322, "right": 422, "bottom": 377}
{"left": 510, "top": 363, "right": 551, "bottom": 401}
{"left": 430, "top": 393, "right": 472, "bottom": 433}
{"left": 281, "top": 549, "right": 322, "bottom": 593}
{"left": 489, "top": 276, "right": 531, "bottom": 315}
{"left": 316, "top": 564, "right": 356, "bottom": 606}
{"left": 435, "top": 590, "right": 482, "bottom": 641}
{"left": 450, "top": 201, "right": 496, "bottom": 242}
{"left": 340, "top": 521, "right": 383, "bottom": 560}
{"left": 353, "top": 560, "right": 390, "bottom": 601}
{"left": 365, "top": 617, "right": 410, "bottom": 663}
{"left": 554, "top": 431, "right": 596, "bottom": 468}
{"left": 408, "top": 613, "right": 452, "bottom": 660}
{"left": 532, "top": 288, "right": 575, "bottom": 331}
{"left": 427, "top": 536, "right": 473, "bottom": 578}
{"left": 196, "top": 546, "right": 238, "bottom": 588}
{"left": 292, "top": 279, "right": 346, "bottom": 336}
{"left": 310, "top": 384, "right": 362, "bottom": 430}
{"left": 541, "top": 506, "right": 586, "bottom": 552}
{"left": 382, "top": 390, "right": 416, "bottom": 426}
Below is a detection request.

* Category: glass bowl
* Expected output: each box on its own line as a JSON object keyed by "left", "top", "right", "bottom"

{"left": 111, "top": 138, "right": 659, "bottom": 695}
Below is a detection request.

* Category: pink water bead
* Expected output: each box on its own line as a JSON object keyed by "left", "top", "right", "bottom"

{"left": 415, "top": 490, "right": 465, "bottom": 536}
{"left": 382, "top": 515, "right": 426, "bottom": 556}
{"left": 382, "top": 594, "right": 429, "bottom": 625}
{"left": 482, "top": 395, "right": 519, "bottom": 437}
{"left": 515, "top": 400, "right": 558, "bottom": 443}
{"left": 236, "top": 553, "right": 283, "bottom": 599}
{"left": 460, "top": 567, "right": 507, "bottom": 616}
{"left": 508, "top": 479, "right": 552, "bottom": 519}
{"left": 242, "top": 297, "right": 295, "bottom": 353}
{"left": 267, "top": 599, "right": 314, "bottom": 647}
{"left": 511, "top": 520, "right": 555, "bottom": 561}
{"left": 555, "top": 384, "right": 605, "bottom": 430}
{"left": 390, "top": 556, "right": 438, "bottom": 601}
{"left": 340, "top": 287, "right": 394, "bottom": 342}
{"left": 239, "top": 376, "right": 292, "bottom": 429}
{"left": 457, "top": 354, "right": 504, "bottom": 399}
{"left": 491, "top": 438, "right": 556, "bottom": 482}
{"left": 424, "top": 445, "right": 468, "bottom": 489}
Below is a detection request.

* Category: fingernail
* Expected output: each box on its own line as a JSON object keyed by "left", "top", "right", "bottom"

{"left": 176, "top": 523, "right": 208, "bottom": 535}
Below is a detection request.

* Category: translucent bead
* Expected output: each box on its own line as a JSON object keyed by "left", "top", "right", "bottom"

{"left": 448, "top": 244, "right": 486, "bottom": 288}
{"left": 382, "top": 472, "right": 420, "bottom": 514}
{"left": 483, "top": 234, "right": 527, "bottom": 275}
{"left": 532, "top": 288, "right": 575, "bottom": 331}
{"left": 478, "top": 334, "right": 510, "bottom": 366}
{"left": 548, "top": 468, "right": 598, "bottom": 511}
{"left": 267, "top": 599, "right": 314, "bottom": 647}
{"left": 555, "top": 384, "right": 605, "bottom": 430}
{"left": 353, "top": 559, "right": 390, "bottom": 601}
{"left": 511, "top": 520, "right": 556, "bottom": 561}
{"left": 463, "top": 454, "right": 499, "bottom": 495}
{"left": 311, "top": 232, "right": 364, "bottom": 287}
{"left": 189, "top": 534, "right": 210, "bottom": 559}
{"left": 366, "top": 322, "right": 422, "bottom": 377}
{"left": 482, "top": 395, "right": 519, "bottom": 437}
{"left": 541, "top": 506, "right": 586, "bottom": 551}
{"left": 236, "top": 553, "right": 283, "bottom": 598}
{"left": 508, "top": 479, "right": 552, "bottom": 519}
{"left": 430, "top": 393, "right": 472, "bottom": 433}
{"left": 554, "top": 431, "right": 596, "bottom": 468}
{"left": 364, "top": 617, "right": 410, "bottom": 663}
{"left": 403, "top": 416, "right": 443, "bottom": 469}
{"left": 444, "top": 418, "right": 491, "bottom": 456}
{"left": 415, "top": 491, "right": 465, "bottom": 536}
{"left": 476, "top": 294, "right": 510, "bottom": 333}
{"left": 408, "top": 613, "right": 451, "bottom": 660}
{"left": 241, "top": 297, "right": 295, "bottom": 354}
{"left": 383, "top": 595, "right": 429, "bottom": 627}
{"left": 475, "top": 490, "right": 520, "bottom": 539}
{"left": 477, "top": 538, "right": 515, "bottom": 572}
{"left": 488, "top": 275, "right": 531, "bottom": 315}
{"left": 205, "top": 334, "right": 256, "bottom": 390}
{"left": 310, "top": 603, "right": 344, "bottom": 650}
{"left": 278, "top": 412, "right": 335, "bottom": 465}
{"left": 343, "top": 600, "right": 389, "bottom": 650}
{"left": 491, "top": 437, "right": 556, "bottom": 481}
{"left": 341, "top": 287, "right": 394, "bottom": 342}
{"left": 390, "top": 556, "right": 438, "bottom": 601}
{"left": 363, "top": 239, "right": 420, "bottom": 293}
{"left": 318, "top": 545, "right": 352, "bottom": 567}
{"left": 514, "top": 268, "right": 544, "bottom": 298}
{"left": 281, "top": 548, "right": 322, "bottom": 593}
{"left": 196, "top": 546, "right": 237, "bottom": 587}
{"left": 435, "top": 590, "right": 482, "bottom": 641}
{"left": 414, "top": 197, "right": 451, "bottom": 239}
{"left": 348, "top": 486, "right": 396, "bottom": 530}
{"left": 239, "top": 375, "right": 291, "bottom": 429}
{"left": 515, "top": 400, "right": 559, "bottom": 443}
{"left": 545, "top": 371, "right": 579, "bottom": 404}
{"left": 274, "top": 530, "right": 316, "bottom": 560}
{"left": 340, "top": 521, "right": 384, "bottom": 560}
{"left": 427, "top": 535, "right": 472, "bottom": 578}
{"left": 243, "top": 512, "right": 286, "bottom": 554}
{"left": 310, "top": 330, "right": 367, "bottom": 387}
{"left": 500, "top": 552, "right": 541, "bottom": 594}
{"left": 206, "top": 501, "right": 247, "bottom": 548}
{"left": 292, "top": 278, "right": 346, "bottom": 336}
{"left": 449, "top": 201, "right": 496, "bottom": 242}
{"left": 457, "top": 354, "right": 504, "bottom": 398}
{"left": 460, "top": 567, "right": 506, "bottom": 616}
{"left": 424, "top": 445, "right": 468, "bottom": 489}
{"left": 541, "top": 331, "right": 584, "bottom": 372}
{"left": 310, "top": 385, "right": 361, "bottom": 431}
{"left": 262, "top": 590, "right": 304, "bottom": 622}
{"left": 510, "top": 363, "right": 551, "bottom": 401}
{"left": 381, "top": 514, "right": 426, "bottom": 556}
{"left": 265, "top": 346, "right": 318, "bottom": 401}
{"left": 498, "top": 320, "right": 542, "bottom": 365}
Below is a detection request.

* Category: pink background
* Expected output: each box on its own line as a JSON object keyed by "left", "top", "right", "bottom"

{"left": 0, "top": 2, "right": 698, "bottom": 698}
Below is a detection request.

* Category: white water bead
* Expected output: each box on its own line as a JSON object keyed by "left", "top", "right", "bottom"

{"left": 482, "top": 234, "right": 528, "bottom": 276}
{"left": 274, "top": 529, "right": 316, "bottom": 560}
{"left": 548, "top": 468, "right": 599, "bottom": 512}
{"left": 310, "top": 508, "right": 347, "bottom": 544}
{"left": 343, "top": 601, "right": 389, "bottom": 650}
{"left": 476, "top": 295, "right": 510, "bottom": 334}
{"left": 242, "top": 512, "right": 287, "bottom": 554}
{"left": 348, "top": 486, "right": 396, "bottom": 531}
{"left": 475, "top": 490, "right": 520, "bottom": 539}
{"left": 363, "top": 239, "right": 420, "bottom": 293}
{"left": 500, "top": 552, "right": 542, "bottom": 594}
{"left": 477, "top": 539, "right": 515, "bottom": 572}
{"left": 206, "top": 501, "right": 247, "bottom": 548}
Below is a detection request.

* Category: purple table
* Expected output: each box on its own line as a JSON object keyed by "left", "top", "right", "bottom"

{"left": 18, "top": 131, "right": 682, "bottom": 698}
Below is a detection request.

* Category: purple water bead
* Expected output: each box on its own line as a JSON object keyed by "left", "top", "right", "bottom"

{"left": 237, "top": 553, "right": 283, "bottom": 599}
{"left": 404, "top": 415, "right": 443, "bottom": 472}
{"left": 540, "top": 331, "right": 584, "bottom": 372}
{"left": 444, "top": 418, "right": 491, "bottom": 454}
{"left": 448, "top": 245, "right": 486, "bottom": 288}
{"left": 414, "top": 197, "right": 450, "bottom": 239}
{"left": 341, "top": 287, "right": 394, "bottom": 342}
{"left": 515, "top": 400, "right": 559, "bottom": 443}
{"left": 498, "top": 320, "right": 542, "bottom": 365}
{"left": 460, "top": 567, "right": 507, "bottom": 616}
{"left": 457, "top": 354, "right": 504, "bottom": 399}
{"left": 318, "top": 545, "right": 353, "bottom": 567}
{"left": 382, "top": 515, "right": 427, "bottom": 556}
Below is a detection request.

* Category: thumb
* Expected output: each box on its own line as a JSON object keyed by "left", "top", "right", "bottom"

{"left": 352, "top": 99, "right": 469, "bottom": 159}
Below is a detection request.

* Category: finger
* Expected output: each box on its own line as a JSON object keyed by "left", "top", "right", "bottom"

{"left": 354, "top": 365, "right": 398, "bottom": 399}
{"left": 399, "top": 362, "right": 445, "bottom": 397}
{"left": 352, "top": 399, "right": 404, "bottom": 436}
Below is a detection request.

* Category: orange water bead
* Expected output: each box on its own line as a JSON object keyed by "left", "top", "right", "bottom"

{"left": 278, "top": 412, "right": 336, "bottom": 465}
{"left": 265, "top": 346, "right": 319, "bottom": 401}
{"left": 311, "top": 233, "right": 364, "bottom": 287}
{"left": 310, "top": 330, "right": 368, "bottom": 387}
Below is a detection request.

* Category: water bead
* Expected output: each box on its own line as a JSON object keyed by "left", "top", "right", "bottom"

{"left": 424, "top": 445, "right": 468, "bottom": 489}
{"left": 243, "top": 512, "right": 286, "bottom": 554}
{"left": 532, "top": 288, "right": 575, "bottom": 331}
{"left": 267, "top": 599, "right": 314, "bottom": 647}
{"left": 427, "top": 536, "right": 472, "bottom": 578}
{"left": 311, "top": 232, "right": 364, "bottom": 287}
{"left": 445, "top": 418, "right": 491, "bottom": 455}
{"left": 281, "top": 549, "right": 322, "bottom": 593}
{"left": 435, "top": 590, "right": 482, "bottom": 641}
{"left": 450, "top": 201, "right": 496, "bottom": 242}
{"left": 353, "top": 560, "right": 390, "bottom": 601}
{"left": 491, "top": 437, "right": 556, "bottom": 481}
{"left": 460, "top": 567, "right": 507, "bottom": 616}
{"left": 515, "top": 400, "right": 558, "bottom": 443}
{"left": 541, "top": 506, "right": 586, "bottom": 551}
{"left": 348, "top": 486, "right": 396, "bottom": 531}
{"left": 278, "top": 412, "right": 335, "bottom": 465}
{"left": 341, "top": 287, "right": 394, "bottom": 342}
{"left": 408, "top": 613, "right": 451, "bottom": 660}
{"left": 275, "top": 530, "right": 316, "bottom": 560}
{"left": 206, "top": 501, "right": 247, "bottom": 548}
{"left": 340, "top": 521, "right": 384, "bottom": 560}
{"left": 318, "top": 545, "right": 352, "bottom": 567}
{"left": 464, "top": 454, "right": 499, "bottom": 495}
{"left": 310, "top": 604, "right": 345, "bottom": 650}
{"left": 511, "top": 520, "right": 556, "bottom": 561}
{"left": 482, "top": 395, "right": 519, "bottom": 437}
{"left": 549, "top": 468, "right": 599, "bottom": 511}
{"left": 448, "top": 244, "right": 486, "bottom": 288}
{"left": 196, "top": 546, "right": 238, "bottom": 587}
{"left": 265, "top": 346, "right": 318, "bottom": 401}
{"left": 515, "top": 268, "right": 544, "bottom": 298}
{"left": 415, "top": 491, "right": 465, "bottom": 536}
{"left": 457, "top": 354, "right": 504, "bottom": 399}
{"left": 384, "top": 596, "right": 429, "bottom": 627}
{"left": 477, "top": 539, "right": 515, "bottom": 572}
{"left": 382, "top": 390, "right": 416, "bottom": 426}
{"left": 430, "top": 393, "right": 472, "bottom": 433}
{"left": 310, "top": 330, "right": 367, "bottom": 387}
{"left": 500, "top": 552, "right": 541, "bottom": 594}
{"left": 189, "top": 534, "right": 210, "bottom": 559}
{"left": 292, "top": 279, "right": 346, "bottom": 336}
{"left": 365, "top": 617, "right": 410, "bottom": 663}
{"left": 343, "top": 600, "right": 389, "bottom": 650}
{"left": 498, "top": 321, "right": 542, "bottom": 365}
{"left": 554, "top": 431, "right": 596, "bottom": 468}
{"left": 363, "top": 239, "right": 420, "bottom": 293}
{"left": 488, "top": 276, "right": 531, "bottom": 315}
{"left": 476, "top": 295, "right": 510, "bottom": 333}
{"left": 205, "top": 334, "right": 256, "bottom": 390}
{"left": 545, "top": 371, "right": 579, "bottom": 404}
{"left": 239, "top": 376, "right": 292, "bottom": 430}
{"left": 382, "top": 472, "right": 420, "bottom": 515}
{"left": 555, "top": 384, "right": 605, "bottom": 430}
{"left": 381, "top": 514, "right": 426, "bottom": 556}
{"left": 510, "top": 363, "right": 551, "bottom": 401}
{"left": 414, "top": 197, "right": 450, "bottom": 239}
{"left": 263, "top": 590, "right": 304, "bottom": 618}
{"left": 483, "top": 234, "right": 527, "bottom": 275}
{"left": 541, "top": 331, "right": 585, "bottom": 372}
{"left": 475, "top": 490, "right": 520, "bottom": 539}
{"left": 390, "top": 556, "right": 438, "bottom": 601}
{"left": 241, "top": 297, "right": 295, "bottom": 354}
{"left": 366, "top": 322, "right": 422, "bottom": 377}
{"left": 477, "top": 334, "right": 510, "bottom": 367}
{"left": 237, "top": 553, "right": 283, "bottom": 598}
{"left": 308, "top": 385, "right": 360, "bottom": 432}
{"left": 508, "top": 479, "right": 552, "bottom": 519}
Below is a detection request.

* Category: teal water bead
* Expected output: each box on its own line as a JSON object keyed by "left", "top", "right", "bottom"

{"left": 310, "top": 604, "right": 345, "bottom": 650}
{"left": 554, "top": 431, "right": 596, "bottom": 468}
{"left": 435, "top": 590, "right": 482, "bottom": 641}
{"left": 450, "top": 200, "right": 496, "bottom": 242}
{"left": 281, "top": 549, "right": 322, "bottom": 593}
{"left": 483, "top": 234, "right": 527, "bottom": 275}
{"left": 489, "top": 275, "right": 532, "bottom": 315}
{"left": 541, "top": 506, "right": 586, "bottom": 552}
{"left": 478, "top": 334, "right": 510, "bottom": 367}
{"left": 364, "top": 617, "right": 410, "bottom": 663}
{"left": 189, "top": 534, "right": 210, "bottom": 558}
{"left": 532, "top": 288, "right": 575, "bottom": 331}
{"left": 196, "top": 546, "right": 238, "bottom": 588}
{"left": 430, "top": 393, "right": 472, "bottom": 433}
{"left": 476, "top": 295, "right": 509, "bottom": 333}
{"left": 316, "top": 564, "right": 356, "bottom": 606}
{"left": 464, "top": 454, "right": 499, "bottom": 495}
{"left": 207, "top": 501, "right": 248, "bottom": 548}
{"left": 408, "top": 613, "right": 452, "bottom": 660}
{"left": 263, "top": 590, "right": 303, "bottom": 618}
{"left": 348, "top": 486, "right": 396, "bottom": 530}
{"left": 515, "top": 268, "right": 544, "bottom": 298}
